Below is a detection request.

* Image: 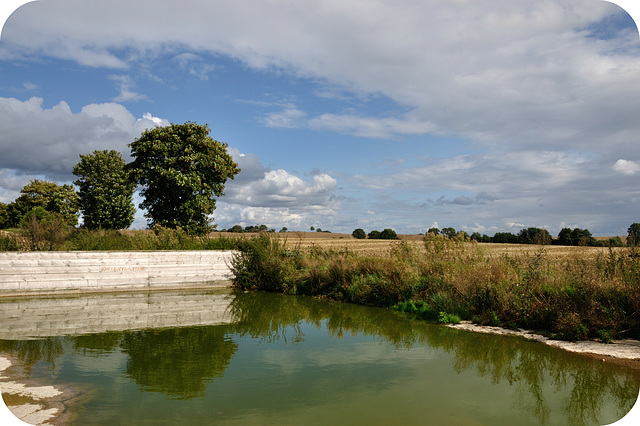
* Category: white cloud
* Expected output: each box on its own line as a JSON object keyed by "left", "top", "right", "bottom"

{"left": 0, "top": 96, "right": 166, "bottom": 176}
{"left": 613, "top": 158, "right": 640, "bottom": 175}
{"left": 1, "top": 0, "right": 639, "bottom": 234}
{"left": 173, "top": 52, "right": 219, "bottom": 80}
{"left": 109, "top": 74, "right": 146, "bottom": 102}
{"left": 2, "top": 1, "right": 637, "bottom": 149}
{"left": 262, "top": 104, "right": 307, "bottom": 128}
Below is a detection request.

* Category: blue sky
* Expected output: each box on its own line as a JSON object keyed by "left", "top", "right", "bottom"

{"left": 0, "top": 0, "right": 639, "bottom": 236}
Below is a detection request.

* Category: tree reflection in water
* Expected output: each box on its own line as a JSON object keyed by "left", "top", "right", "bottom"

{"left": 0, "top": 290, "right": 637, "bottom": 424}
{"left": 227, "top": 291, "right": 640, "bottom": 425}
{"left": 120, "top": 327, "right": 237, "bottom": 399}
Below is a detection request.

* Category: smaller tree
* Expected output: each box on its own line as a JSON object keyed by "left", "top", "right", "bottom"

{"left": 380, "top": 228, "right": 398, "bottom": 240}
{"left": 14, "top": 180, "right": 79, "bottom": 226}
{"left": 427, "top": 227, "right": 440, "bottom": 235}
{"left": 628, "top": 223, "right": 640, "bottom": 247}
{"left": 493, "top": 232, "right": 519, "bottom": 244}
{"left": 73, "top": 150, "right": 136, "bottom": 230}
{"left": 557, "top": 228, "right": 573, "bottom": 246}
{"left": 0, "top": 203, "right": 9, "bottom": 229}
{"left": 518, "top": 227, "right": 551, "bottom": 245}
{"left": 368, "top": 230, "right": 381, "bottom": 239}
{"left": 441, "top": 227, "right": 457, "bottom": 239}
{"left": 352, "top": 228, "right": 366, "bottom": 239}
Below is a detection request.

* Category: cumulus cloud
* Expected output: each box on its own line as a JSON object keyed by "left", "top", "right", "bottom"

{"left": 613, "top": 159, "right": 640, "bottom": 175}
{"left": 225, "top": 149, "right": 338, "bottom": 210}
{"left": 0, "top": 96, "right": 167, "bottom": 177}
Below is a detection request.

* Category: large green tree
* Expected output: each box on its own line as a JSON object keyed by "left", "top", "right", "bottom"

{"left": 127, "top": 122, "right": 240, "bottom": 234}
{"left": 12, "top": 179, "right": 80, "bottom": 226}
{"left": 73, "top": 150, "right": 135, "bottom": 230}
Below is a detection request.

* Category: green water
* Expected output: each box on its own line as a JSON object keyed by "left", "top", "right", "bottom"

{"left": 0, "top": 289, "right": 638, "bottom": 425}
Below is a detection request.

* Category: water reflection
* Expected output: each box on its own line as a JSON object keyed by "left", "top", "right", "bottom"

{"left": 0, "top": 290, "right": 638, "bottom": 424}
{"left": 121, "top": 327, "right": 237, "bottom": 399}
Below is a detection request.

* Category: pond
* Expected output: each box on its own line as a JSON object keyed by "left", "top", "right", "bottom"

{"left": 0, "top": 289, "right": 639, "bottom": 425}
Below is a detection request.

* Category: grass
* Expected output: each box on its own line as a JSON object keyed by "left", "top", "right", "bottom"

{"left": 230, "top": 233, "right": 640, "bottom": 342}
{"left": 0, "top": 227, "right": 240, "bottom": 251}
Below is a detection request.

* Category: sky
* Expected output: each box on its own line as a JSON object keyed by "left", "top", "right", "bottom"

{"left": 0, "top": 1, "right": 639, "bottom": 236}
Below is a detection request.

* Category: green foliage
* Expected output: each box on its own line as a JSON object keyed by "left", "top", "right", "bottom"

{"left": 379, "top": 228, "right": 398, "bottom": 240}
{"left": 441, "top": 227, "right": 456, "bottom": 238}
{"left": 557, "top": 227, "right": 596, "bottom": 246}
{"left": 73, "top": 150, "right": 136, "bottom": 230}
{"left": 438, "top": 312, "right": 461, "bottom": 324}
{"left": 426, "top": 227, "right": 440, "bottom": 235}
{"left": 20, "top": 208, "right": 72, "bottom": 251}
{"left": 352, "top": 228, "right": 366, "bottom": 239}
{"left": 493, "top": 232, "right": 519, "bottom": 243}
{"left": 13, "top": 180, "right": 79, "bottom": 226}
{"left": 518, "top": 227, "right": 551, "bottom": 245}
{"left": 0, "top": 203, "right": 10, "bottom": 229}
{"left": 231, "top": 234, "right": 640, "bottom": 340}
{"left": 68, "top": 228, "right": 239, "bottom": 251}
{"left": 368, "top": 230, "right": 381, "bottom": 239}
{"left": 627, "top": 223, "right": 640, "bottom": 247}
{"left": 230, "top": 233, "right": 290, "bottom": 292}
{"left": 0, "top": 233, "right": 19, "bottom": 251}
{"left": 127, "top": 122, "right": 240, "bottom": 234}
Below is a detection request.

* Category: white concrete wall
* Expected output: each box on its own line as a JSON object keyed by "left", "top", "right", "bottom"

{"left": 0, "top": 251, "right": 236, "bottom": 296}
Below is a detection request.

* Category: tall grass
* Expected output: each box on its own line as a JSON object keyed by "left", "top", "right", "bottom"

{"left": 2, "top": 227, "right": 240, "bottom": 251}
{"left": 230, "top": 234, "right": 640, "bottom": 341}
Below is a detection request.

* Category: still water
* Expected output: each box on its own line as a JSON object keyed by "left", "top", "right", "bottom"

{"left": 0, "top": 289, "right": 638, "bottom": 425}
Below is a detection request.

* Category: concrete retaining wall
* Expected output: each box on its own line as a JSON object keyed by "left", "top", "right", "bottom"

{"left": 0, "top": 251, "right": 236, "bottom": 296}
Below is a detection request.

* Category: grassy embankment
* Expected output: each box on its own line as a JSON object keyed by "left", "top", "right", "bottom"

{"left": 230, "top": 233, "right": 640, "bottom": 342}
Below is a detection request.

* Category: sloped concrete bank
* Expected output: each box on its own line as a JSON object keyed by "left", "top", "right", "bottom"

{"left": 0, "top": 251, "right": 236, "bottom": 297}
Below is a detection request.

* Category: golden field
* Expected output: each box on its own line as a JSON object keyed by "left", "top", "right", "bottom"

{"left": 215, "top": 231, "right": 625, "bottom": 260}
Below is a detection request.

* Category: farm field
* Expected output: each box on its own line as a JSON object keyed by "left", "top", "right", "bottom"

{"left": 215, "top": 231, "right": 624, "bottom": 260}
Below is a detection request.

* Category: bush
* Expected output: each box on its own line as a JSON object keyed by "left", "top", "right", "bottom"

{"left": 368, "top": 230, "right": 381, "bottom": 239}
{"left": 379, "top": 229, "right": 398, "bottom": 240}
{"left": 352, "top": 228, "right": 366, "bottom": 239}
{"left": 0, "top": 234, "right": 19, "bottom": 251}
{"left": 20, "top": 208, "right": 71, "bottom": 251}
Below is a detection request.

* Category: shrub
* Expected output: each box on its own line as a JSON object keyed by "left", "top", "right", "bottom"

{"left": 352, "top": 228, "right": 366, "bottom": 239}
{"left": 0, "top": 234, "right": 19, "bottom": 251}
{"left": 368, "top": 230, "right": 381, "bottom": 239}
{"left": 438, "top": 312, "right": 461, "bottom": 324}
{"left": 379, "top": 229, "right": 398, "bottom": 240}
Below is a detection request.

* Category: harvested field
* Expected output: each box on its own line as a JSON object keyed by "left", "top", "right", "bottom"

{"left": 214, "top": 231, "right": 624, "bottom": 259}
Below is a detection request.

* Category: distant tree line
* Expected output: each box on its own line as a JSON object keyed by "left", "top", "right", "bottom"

{"left": 351, "top": 228, "right": 398, "bottom": 240}
{"left": 428, "top": 226, "right": 630, "bottom": 247}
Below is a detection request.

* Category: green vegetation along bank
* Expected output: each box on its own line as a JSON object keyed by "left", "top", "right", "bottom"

{"left": 230, "top": 233, "right": 640, "bottom": 342}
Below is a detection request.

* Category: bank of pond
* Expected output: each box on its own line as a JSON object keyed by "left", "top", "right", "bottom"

{"left": 0, "top": 289, "right": 638, "bottom": 425}
{"left": 230, "top": 233, "right": 640, "bottom": 343}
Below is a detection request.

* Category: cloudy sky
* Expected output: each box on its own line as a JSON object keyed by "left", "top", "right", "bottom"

{"left": 0, "top": 0, "right": 638, "bottom": 236}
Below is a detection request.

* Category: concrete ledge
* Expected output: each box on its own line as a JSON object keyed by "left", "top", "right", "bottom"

{"left": 0, "top": 251, "right": 236, "bottom": 297}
